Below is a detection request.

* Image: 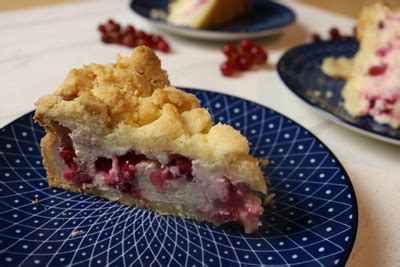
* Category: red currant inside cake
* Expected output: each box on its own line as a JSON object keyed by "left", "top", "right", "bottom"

{"left": 34, "top": 46, "right": 267, "bottom": 233}
{"left": 342, "top": 3, "right": 400, "bottom": 128}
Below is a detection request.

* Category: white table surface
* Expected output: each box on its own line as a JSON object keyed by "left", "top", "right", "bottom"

{"left": 0, "top": 0, "right": 399, "bottom": 266}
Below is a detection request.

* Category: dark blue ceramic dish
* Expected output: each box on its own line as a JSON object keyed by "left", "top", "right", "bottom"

{"left": 0, "top": 88, "right": 357, "bottom": 266}
{"left": 278, "top": 40, "right": 400, "bottom": 145}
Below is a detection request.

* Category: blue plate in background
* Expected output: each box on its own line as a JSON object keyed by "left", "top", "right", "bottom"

{"left": 277, "top": 40, "right": 400, "bottom": 145}
{"left": 130, "top": 0, "right": 295, "bottom": 40}
{"left": 0, "top": 89, "right": 357, "bottom": 266}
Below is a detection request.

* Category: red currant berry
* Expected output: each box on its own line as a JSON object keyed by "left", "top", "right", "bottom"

{"left": 136, "top": 31, "right": 148, "bottom": 39}
{"left": 311, "top": 33, "right": 322, "bottom": 42}
{"left": 111, "top": 23, "right": 121, "bottom": 32}
{"left": 236, "top": 55, "right": 253, "bottom": 70}
{"left": 329, "top": 27, "right": 341, "bottom": 40}
{"left": 222, "top": 43, "right": 237, "bottom": 58}
{"left": 239, "top": 39, "right": 254, "bottom": 53}
{"left": 125, "top": 25, "right": 135, "bottom": 35}
{"left": 101, "top": 35, "right": 114, "bottom": 44}
{"left": 107, "top": 18, "right": 115, "bottom": 25}
{"left": 250, "top": 45, "right": 267, "bottom": 64}
{"left": 220, "top": 61, "right": 237, "bottom": 76}
{"left": 368, "top": 64, "right": 388, "bottom": 76}
{"left": 116, "top": 33, "right": 125, "bottom": 44}
{"left": 136, "top": 36, "right": 152, "bottom": 47}
{"left": 98, "top": 24, "right": 107, "bottom": 33}
{"left": 152, "top": 35, "right": 162, "bottom": 43}
{"left": 157, "top": 41, "right": 170, "bottom": 53}
{"left": 122, "top": 35, "right": 136, "bottom": 47}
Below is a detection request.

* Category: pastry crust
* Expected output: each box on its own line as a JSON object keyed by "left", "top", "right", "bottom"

{"left": 35, "top": 46, "right": 266, "bottom": 194}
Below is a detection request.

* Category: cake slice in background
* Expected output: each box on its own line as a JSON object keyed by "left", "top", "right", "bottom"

{"left": 34, "top": 46, "right": 267, "bottom": 233}
{"left": 166, "top": 0, "right": 249, "bottom": 29}
{"left": 340, "top": 3, "right": 400, "bottom": 128}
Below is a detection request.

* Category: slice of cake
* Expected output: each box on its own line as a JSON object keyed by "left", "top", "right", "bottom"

{"left": 166, "top": 0, "right": 249, "bottom": 29}
{"left": 341, "top": 3, "right": 400, "bottom": 128}
{"left": 34, "top": 46, "right": 267, "bottom": 233}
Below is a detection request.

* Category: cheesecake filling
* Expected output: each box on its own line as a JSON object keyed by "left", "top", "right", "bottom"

{"left": 347, "top": 14, "right": 400, "bottom": 128}
{"left": 360, "top": 92, "right": 400, "bottom": 125}
{"left": 58, "top": 146, "right": 264, "bottom": 233}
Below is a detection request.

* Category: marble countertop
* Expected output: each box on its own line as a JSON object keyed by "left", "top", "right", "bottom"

{"left": 0, "top": 0, "right": 399, "bottom": 266}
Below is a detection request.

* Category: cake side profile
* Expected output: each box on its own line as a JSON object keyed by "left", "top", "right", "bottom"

{"left": 166, "top": 0, "right": 249, "bottom": 29}
{"left": 34, "top": 46, "right": 267, "bottom": 233}
{"left": 341, "top": 3, "right": 400, "bottom": 128}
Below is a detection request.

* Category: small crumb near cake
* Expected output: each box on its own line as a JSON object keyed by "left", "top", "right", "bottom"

{"left": 260, "top": 159, "right": 269, "bottom": 167}
{"left": 70, "top": 230, "right": 86, "bottom": 237}
{"left": 32, "top": 198, "right": 40, "bottom": 205}
{"left": 264, "top": 193, "right": 276, "bottom": 206}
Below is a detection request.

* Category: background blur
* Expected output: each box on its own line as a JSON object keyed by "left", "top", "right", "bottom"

{"left": 0, "top": 0, "right": 395, "bottom": 17}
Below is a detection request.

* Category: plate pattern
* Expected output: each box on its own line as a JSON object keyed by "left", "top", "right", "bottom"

{"left": 0, "top": 89, "right": 357, "bottom": 266}
{"left": 277, "top": 40, "right": 400, "bottom": 144}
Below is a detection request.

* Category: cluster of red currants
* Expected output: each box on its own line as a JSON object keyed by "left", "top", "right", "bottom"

{"left": 98, "top": 19, "right": 170, "bottom": 53}
{"left": 220, "top": 39, "right": 268, "bottom": 77}
{"left": 311, "top": 27, "right": 356, "bottom": 43}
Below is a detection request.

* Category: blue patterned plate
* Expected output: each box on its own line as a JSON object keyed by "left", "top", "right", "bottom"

{"left": 129, "top": 0, "right": 295, "bottom": 40}
{"left": 0, "top": 89, "right": 357, "bottom": 266}
{"left": 277, "top": 40, "right": 400, "bottom": 145}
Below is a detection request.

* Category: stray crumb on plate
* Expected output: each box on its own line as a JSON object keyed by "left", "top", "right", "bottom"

{"left": 325, "top": 90, "right": 333, "bottom": 99}
{"left": 264, "top": 193, "right": 276, "bottom": 206}
{"left": 321, "top": 56, "right": 353, "bottom": 79}
{"left": 70, "top": 230, "right": 86, "bottom": 237}
{"left": 32, "top": 198, "right": 40, "bottom": 205}
{"left": 260, "top": 159, "right": 269, "bottom": 166}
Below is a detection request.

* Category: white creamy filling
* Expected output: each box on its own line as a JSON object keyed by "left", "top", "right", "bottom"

{"left": 66, "top": 129, "right": 263, "bottom": 231}
{"left": 347, "top": 15, "right": 400, "bottom": 128}
{"left": 93, "top": 158, "right": 229, "bottom": 212}
{"left": 69, "top": 129, "right": 228, "bottom": 207}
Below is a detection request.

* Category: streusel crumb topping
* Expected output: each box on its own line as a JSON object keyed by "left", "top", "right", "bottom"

{"left": 35, "top": 46, "right": 265, "bottom": 193}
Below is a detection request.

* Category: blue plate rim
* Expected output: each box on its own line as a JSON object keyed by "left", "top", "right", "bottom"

{"left": 129, "top": 0, "right": 296, "bottom": 38}
{"left": 0, "top": 87, "right": 358, "bottom": 266}
{"left": 277, "top": 40, "right": 400, "bottom": 145}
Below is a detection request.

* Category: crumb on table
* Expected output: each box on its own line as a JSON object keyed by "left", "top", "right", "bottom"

{"left": 32, "top": 198, "right": 40, "bottom": 205}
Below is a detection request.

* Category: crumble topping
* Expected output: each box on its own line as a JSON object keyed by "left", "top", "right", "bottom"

{"left": 35, "top": 46, "right": 266, "bottom": 192}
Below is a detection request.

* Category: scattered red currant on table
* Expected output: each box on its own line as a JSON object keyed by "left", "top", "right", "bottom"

{"left": 310, "top": 26, "right": 356, "bottom": 43}
{"left": 97, "top": 19, "right": 171, "bottom": 53}
{"left": 220, "top": 39, "right": 268, "bottom": 77}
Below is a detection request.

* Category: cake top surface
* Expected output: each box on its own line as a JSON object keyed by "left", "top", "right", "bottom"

{"left": 34, "top": 46, "right": 266, "bottom": 193}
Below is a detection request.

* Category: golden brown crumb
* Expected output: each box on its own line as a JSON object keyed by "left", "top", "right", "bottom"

{"left": 32, "top": 198, "right": 40, "bottom": 205}
{"left": 264, "top": 193, "right": 276, "bottom": 206}
{"left": 260, "top": 159, "right": 269, "bottom": 167}
{"left": 70, "top": 230, "right": 85, "bottom": 237}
